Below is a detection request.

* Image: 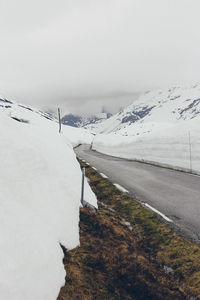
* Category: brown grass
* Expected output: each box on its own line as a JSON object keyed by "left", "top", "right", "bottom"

{"left": 58, "top": 161, "right": 200, "bottom": 300}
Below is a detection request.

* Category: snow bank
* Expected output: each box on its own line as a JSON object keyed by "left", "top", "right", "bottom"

{"left": 0, "top": 101, "right": 97, "bottom": 300}
{"left": 62, "top": 125, "right": 93, "bottom": 147}
{"left": 92, "top": 120, "right": 200, "bottom": 174}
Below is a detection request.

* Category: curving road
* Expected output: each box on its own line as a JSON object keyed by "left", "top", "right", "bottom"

{"left": 75, "top": 144, "right": 200, "bottom": 243}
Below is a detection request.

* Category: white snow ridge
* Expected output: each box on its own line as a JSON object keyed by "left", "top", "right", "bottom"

{"left": 0, "top": 98, "right": 97, "bottom": 300}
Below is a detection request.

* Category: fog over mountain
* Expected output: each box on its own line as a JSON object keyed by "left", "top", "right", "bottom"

{"left": 0, "top": 0, "right": 200, "bottom": 115}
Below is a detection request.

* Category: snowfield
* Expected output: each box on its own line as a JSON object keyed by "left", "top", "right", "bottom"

{"left": 92, "top": 85, "right": 200, "bottom": 174}
{"left": 0, "top": 98, "right": 96, "bottom": 300}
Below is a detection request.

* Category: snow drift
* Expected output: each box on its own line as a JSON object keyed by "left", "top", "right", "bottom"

{"left": 0, "top": 98, "right": 96, "bottom": 300}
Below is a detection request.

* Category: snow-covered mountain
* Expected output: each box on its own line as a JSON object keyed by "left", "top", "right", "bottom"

{"left": 88, "top": 84, "right": 200, "bottom": 136}
{"left": 0, "top": 96, "right": 96, "bottom": 300}
{"left": 61, "top": 112, "right": 112, "bottom": 128}
{"left": 92, "top": 85, "right": 200, "bottom": 174}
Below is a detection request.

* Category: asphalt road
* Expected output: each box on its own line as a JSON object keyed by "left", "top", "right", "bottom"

{"left": 75, "top": 144, "right": 200, "bottom": 242}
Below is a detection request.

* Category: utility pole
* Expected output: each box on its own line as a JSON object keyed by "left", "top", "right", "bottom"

{"left": 58, "top": 107, "right": 61, "bottom": 133}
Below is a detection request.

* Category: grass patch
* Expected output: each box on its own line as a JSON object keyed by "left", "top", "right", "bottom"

{"left": 58, "top": 161, "right": 200, "bottom": 299}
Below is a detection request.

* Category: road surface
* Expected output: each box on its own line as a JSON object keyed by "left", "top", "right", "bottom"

{"left": 75, "top": 144, "right": 200, "bottom": 242}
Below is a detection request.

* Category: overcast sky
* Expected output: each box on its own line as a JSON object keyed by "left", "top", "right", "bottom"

{"left": 0, "top": 0, "right": 200, "bottom": 115}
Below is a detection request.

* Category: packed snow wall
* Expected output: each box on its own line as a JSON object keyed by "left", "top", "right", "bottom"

{"left": 92, "top": 121, "right": 200, "bottom": 174}
{"left": 0, "top": 100, "right": 97, "bottom": 300}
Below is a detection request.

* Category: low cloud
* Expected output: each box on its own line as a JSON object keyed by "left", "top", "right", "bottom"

{"left": 0, "top": 0, "right": 200, "bottom": 115}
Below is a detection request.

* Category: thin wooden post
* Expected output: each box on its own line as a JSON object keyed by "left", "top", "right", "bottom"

{"left": 58, "top": 107, "right": 61, "bottom": 133}
{"left": 188, "top": 131, "right": 192, "bottom": 172}
{"left": 81, "top": 166, "right": 85, "bottom": 205}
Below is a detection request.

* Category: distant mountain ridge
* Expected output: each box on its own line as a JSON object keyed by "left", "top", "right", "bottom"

{"left": 84, "top": 84, "right": 200, "bottom": 136}
{"left": 91, "top": 84, "right": 200, "bottom": 175}
{"left": 61, "top": 112, "right": 112, "bottom": 128}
